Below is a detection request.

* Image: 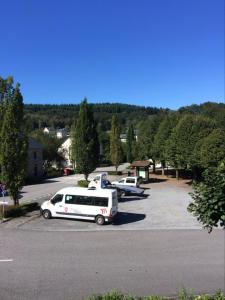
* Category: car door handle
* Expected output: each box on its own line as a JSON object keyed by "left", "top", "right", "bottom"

{"left": 59, "top": 205, "right": 63, "bottom": 207}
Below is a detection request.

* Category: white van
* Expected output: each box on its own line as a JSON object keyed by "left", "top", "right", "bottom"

{"left": 41, "top": 187, "right": 118, "bottom": 225}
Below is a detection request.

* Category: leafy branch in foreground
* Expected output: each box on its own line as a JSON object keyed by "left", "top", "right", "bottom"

{"left": 188, "top": 161, "right": 225, "bottom": 233}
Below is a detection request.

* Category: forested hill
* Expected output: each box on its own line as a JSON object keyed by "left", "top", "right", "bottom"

{"left": 24, "top": 103, "right": 168, "bottom": 131}
{"left": 24, "top": 101, "right": 225, "bottom": 132}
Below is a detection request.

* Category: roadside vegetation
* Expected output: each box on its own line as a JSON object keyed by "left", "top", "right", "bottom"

{"left": 87, "top": 290, "right": 225, "bottom": 300}
{"left": 0, "top": 202, "right": 39, "bottom": 219}
{"left": 0, "top": 74, "right": 224, "bottom": 230}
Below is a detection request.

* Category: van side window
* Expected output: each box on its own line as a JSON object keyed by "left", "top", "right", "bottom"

{"left": 65, "top": 195, "right": 108, "bottom": 207}
{"left": 51, "top": 194, "right": 63, "bottom": 204}
{"left": 94, "top": 197, "right": 108, "bottom": 207}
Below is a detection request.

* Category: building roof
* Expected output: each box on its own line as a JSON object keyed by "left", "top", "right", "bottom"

{"left": 131, "top": 160, "right": 151, "bottom": 167}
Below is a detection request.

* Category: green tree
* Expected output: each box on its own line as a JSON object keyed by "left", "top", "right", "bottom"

{"left": 153, "top": 113, "right": 179, "bottom": 175}
{"left": 0, "top": 81, "right": 28, "bottom": 205}
{"left": 31, "top": 130, "right": 64, "bottom": 170}
{"left": 126, "top": 123, "right": 135, "bottom": 163}
{"left": 188, "top": 161, "right": 225, "bottom": 232}
{"left": 166, "top": 115, "right": 215, "bottom": 179}
{"left": 137, "top": 114, "right": 164, "bottom": 172}
{"left": 71, "top": 99, "right": 99, "bottom": 180}
{"left": 110, "top": 115, "right": 123, "bottom": 171}
{"left": 198, "top": 129, "right": 225, "bottom": 169}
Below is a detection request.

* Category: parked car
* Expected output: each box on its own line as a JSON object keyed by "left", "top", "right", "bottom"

{"left": 88, "top": 173, "right": 144, "bottom": 198}
{"left": 111, "top": 176, "right": 141, "bottom": 187}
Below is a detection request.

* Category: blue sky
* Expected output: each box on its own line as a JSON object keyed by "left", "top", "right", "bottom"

{"left": 0, "top": 0, "right": 224, "bottom": 109}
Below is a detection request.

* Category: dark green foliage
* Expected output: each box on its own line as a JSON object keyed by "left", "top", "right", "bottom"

{"left": 166, "top": 115, "right": 215, "bottom": 178}
{"left": 153, "top": 113, "right": 180, "bottom": 174}
{"left": 24, "top": 103, "right": 166, "bottom": 133}
{"left": 110, "top": 115, "right": 123, "bottom": 171}
{"left": 97, "top": 123, "right": 110, "bottom": 162}
{"left": 71, "top": 99, "right": 99, "bottom": 180}
{"left": 77, "top": 180, "right": 89, "bottom": 188}
{"left": 31, "top": 130, "right": 65, "bottom": 170}
{"left": 1, "top": 202, "right": 39, "bottom": 219}
{"left": 188, "top": 162, "right": 225, "bottom": 232}
{"left": 126, "top": 123, "right": 135, "bottom": 163}
{"left": 198, "top": 129, "right": 225, "bottom": 169}
{"left": 137, "top": 114, "right": 164, "bottom": 173}
{"left": 0, "top": 79, "right": 28, "bottom": 205}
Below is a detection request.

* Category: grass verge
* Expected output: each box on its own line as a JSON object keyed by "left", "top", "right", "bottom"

{"left": 0, "top": 202, "right": 40, "bottom": 219}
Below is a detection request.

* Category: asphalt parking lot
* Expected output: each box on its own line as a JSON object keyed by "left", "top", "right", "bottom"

{"left": 8, "top": 176, "right": 201, "bottom": 231}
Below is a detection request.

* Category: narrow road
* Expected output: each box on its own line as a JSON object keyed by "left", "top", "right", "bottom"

{"left": 0, "top": 229, "right": 224, "bottom": 300}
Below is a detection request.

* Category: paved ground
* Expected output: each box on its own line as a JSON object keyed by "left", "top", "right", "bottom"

{"left": 1, "top": 163, "right": 130, "bottom": 205}
{"left": 1, "top": 174, "right": 201, "bottom": 231}
{"left": 0, "top": 229, "right": 224, "bottom": 300}
{"left": 0, "top": 170, "right": 224, "bottom": 299}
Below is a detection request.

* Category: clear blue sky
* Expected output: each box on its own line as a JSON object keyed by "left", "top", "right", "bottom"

{"left": 1, "top": 0, "right": 224, "bottom": 109}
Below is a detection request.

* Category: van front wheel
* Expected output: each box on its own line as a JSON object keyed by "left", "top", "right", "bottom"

{"left": 95, "top": 215, "right": 105, "bottom": 225}
{"left": 42, "top": 209, "right": 52, "bottom": 219}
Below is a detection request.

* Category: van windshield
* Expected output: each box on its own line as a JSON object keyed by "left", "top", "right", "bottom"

{"left": 51, "top": 194, "right": 63, "bottom": 204}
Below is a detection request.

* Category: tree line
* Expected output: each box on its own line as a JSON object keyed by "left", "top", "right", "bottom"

{"left": 70, "top": 99, "right": 225, "bottom": 232}
{"left": 24, "top": 103, "right": 167, "bottom": 132}
{"left": 0, "top": 75, "right": 224, "bottom": 231}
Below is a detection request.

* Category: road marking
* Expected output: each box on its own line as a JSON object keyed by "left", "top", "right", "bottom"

{"left": 0, "top": 259, "right": 13, "bottom": 262}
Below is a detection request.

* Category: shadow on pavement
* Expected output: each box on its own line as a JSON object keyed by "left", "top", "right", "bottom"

{"left": 112, "top": 212, "right": 146, "bottom": 225}
{"left": 150, "top": 178, "right": 168, "bottom": 183}
{"left": 119, "top": 195, "right": 148, "bottom": 202}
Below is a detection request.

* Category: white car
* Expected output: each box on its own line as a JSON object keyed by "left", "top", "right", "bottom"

{"left": 111, "top": 176, "right": 141, "bottom": 187}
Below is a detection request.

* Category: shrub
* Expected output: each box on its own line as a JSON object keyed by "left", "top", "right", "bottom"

{"left": 108, "top": 171, "right": 123, "bottom": 176}
{"left": 86, "top": 290, "right": 225, "bottom": 300}
{"left": 77, "top": 180, "right": 90, "bottom": 188}
{"left": 0, "top": 202, "right": 39, "bottom": 219}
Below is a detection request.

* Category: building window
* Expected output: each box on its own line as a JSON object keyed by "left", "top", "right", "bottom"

{"left": 33, "top": 151, "right": 37, "bottom": 159}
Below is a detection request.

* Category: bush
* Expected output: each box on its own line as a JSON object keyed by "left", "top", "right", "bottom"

{"left": 77, "top": 180, "right": 90, "bottom": 188}
{"left": 45, "top": 167, "right": 63, "bottom": 178}
{"left": 108, "top": 171, "right": 123, "bottom": 176}
{"left": 0, "top": 202, "right": 39, "bottom": 219}
{"left": 86, "top": 290, "right": 225, "bottom": 300}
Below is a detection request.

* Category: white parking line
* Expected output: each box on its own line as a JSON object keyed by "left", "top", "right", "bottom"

{"left": 0, "top": 259, "right": 13, "bottom": 262}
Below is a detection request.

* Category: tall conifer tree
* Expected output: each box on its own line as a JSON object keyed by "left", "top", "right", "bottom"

{"left": 71, "top": 99, "right": 99, "bottom": 180}
{"left": 126, "top": 123, "right": 135, "bottom": 163}
{"left": 0, "top": 79, "right": 28, "bottom": 205}
{"left": 110, "top": 115, "right": 122, "bottom": 171}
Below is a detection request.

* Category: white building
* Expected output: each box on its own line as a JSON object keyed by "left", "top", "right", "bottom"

{"left": 58, "top": 137, "right": 73, "bottom": 168}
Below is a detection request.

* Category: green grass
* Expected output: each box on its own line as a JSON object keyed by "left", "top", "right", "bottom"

{"left": 0, "top": 202, "right": 40, "bottom": 219}
{"left": 86, "top": 290, "right": 225, "bottom": 300}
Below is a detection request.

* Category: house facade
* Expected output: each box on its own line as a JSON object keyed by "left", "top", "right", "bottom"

{"left": 27, "top": 138, "right": 43, "bottom": 178}
{"left": 58, "top": 137, "right": 73, "bottom": 168}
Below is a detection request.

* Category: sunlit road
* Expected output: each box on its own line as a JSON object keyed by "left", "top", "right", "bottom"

{"left": 0, "top": 229, "right": 224, "bottom": 300}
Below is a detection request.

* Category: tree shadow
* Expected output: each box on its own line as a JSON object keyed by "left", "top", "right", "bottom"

{"left": 41, "top": 179, "right": 60, "bottom": 184}
{"left": 150, "top": 178, "right": 168, "bottom": 183}
{"left": 112, "top": 212, "right": 146, "bottom": 225}
{"left": 119, "top": 195, "right": 148, "bottom": 202}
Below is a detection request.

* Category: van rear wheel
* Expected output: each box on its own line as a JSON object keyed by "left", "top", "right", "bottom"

{"left": 42, "top": 209, "right": 52, "bottom": 219}
{"left": 95, "top": 215, "right": 105, "bottom": 225}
